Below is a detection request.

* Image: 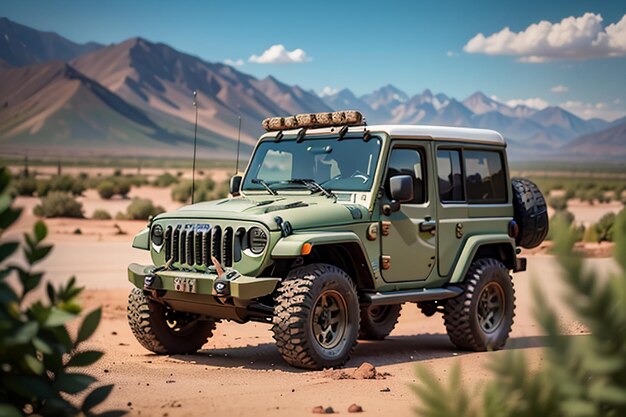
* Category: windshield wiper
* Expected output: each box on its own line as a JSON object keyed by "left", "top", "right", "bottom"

{"left": 288, "top": 179, "right": 335, "bottom": 198}
{"left": 251, "top": 179, "right": 277, "bottom": 195}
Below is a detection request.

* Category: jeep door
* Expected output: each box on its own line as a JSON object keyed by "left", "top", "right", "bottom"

{"left": 379, "top": 142, "right": 436, "bottom": 282}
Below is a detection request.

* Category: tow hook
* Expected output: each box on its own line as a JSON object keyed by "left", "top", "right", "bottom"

{"left": 211, "top": 256, "right": 241, "bottom": 297}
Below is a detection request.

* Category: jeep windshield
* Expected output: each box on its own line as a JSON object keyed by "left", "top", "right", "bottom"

{"left": 242, "top": 136, "right": 382, "bottom": 193}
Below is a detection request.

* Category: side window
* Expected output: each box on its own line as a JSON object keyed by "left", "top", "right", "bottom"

{"left": 464, "top": 150, "right": 507, "bottom": 203}
{"left": 437, "top": 150, "right": 464, "bottom": 202}
{"left": 385, "top": 148, "right": 426, "bottom": 204}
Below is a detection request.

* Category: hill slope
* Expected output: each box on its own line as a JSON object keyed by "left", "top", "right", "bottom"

{"left": 0, "top": 17, "right": 102, "bottom": 66}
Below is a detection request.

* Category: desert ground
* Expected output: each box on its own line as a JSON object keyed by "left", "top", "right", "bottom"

{"left": 4, "top": 169, "right": 622, "bottom": 417}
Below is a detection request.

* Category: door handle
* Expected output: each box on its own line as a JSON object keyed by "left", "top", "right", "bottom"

{"left": 419, "top": 220, "right": 437, "bottom": 233}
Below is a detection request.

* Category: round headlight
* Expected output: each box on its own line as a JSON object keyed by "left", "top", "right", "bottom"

{"left": 151, "top": 224, "right": 164, "bottom": 246}
{"left": 248, "top": 227, "right": 268, "bottom": 254}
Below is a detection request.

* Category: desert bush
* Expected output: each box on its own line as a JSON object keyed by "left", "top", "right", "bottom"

{"left": 412, "top": 214, "right": 626, "bottom": 417}
{"left": 548, "top": 196, "right": 568, "bottom": 211}
{"left": 0, "top": 167, "right": 123, "bottom": 416}
{"left": 11, "top": 175, "right": 37, "bottom": 196}
{"left": 37, "top": 175, "right": 86, "bottom": 197}
{"left": 547, "top": 211, "right": 583, "bottom": 241}
{"left": 112, "top": 179, "right": 131, "bottom": 197}
{"left": 91, "top": 209, "right": 112, "bottom": 220}
{"left": 34, "top": 191, "right": 84, "bottom": 218}
{"left": 171, "top": 178, "right": 223, "bottom": 203}
{"left": 594, "top": 212, "right": 616, "bottom": 242}
{"left": 124, "top": 198, "right": 165, "bottom": 220}
{"left": 97, "top": 180, "right": 115, "bottom": 199}
{"left": 153, "top": 172, "right": 178, "bottom": 187}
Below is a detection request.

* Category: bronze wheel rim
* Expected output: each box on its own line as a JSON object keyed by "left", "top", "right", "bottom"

{"left": 312, "top": 290, "right": 348, "bottom": 349}
{"left": 477, "top": 282, "right": 505, "bottom": 333}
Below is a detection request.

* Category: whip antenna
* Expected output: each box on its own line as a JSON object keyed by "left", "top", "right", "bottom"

{"left": 191, "top": 90, "right": 198, "bottom": 204}
{"left": 235, "top": 116, "right": 242, "bottom": 174}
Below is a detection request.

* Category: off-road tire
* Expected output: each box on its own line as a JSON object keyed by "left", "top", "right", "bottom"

{"left": 272, "top": 263, "right": 360, "bottom": 370}
{"left": 127, "top": 288, "right": 216, "bottom": 354}
{"left": 443, "top": 258, "right": 515, "bottom": 351}
{"left": 512, "top": 178, "right": 549, "bottom": 249}
{"left": 358, "top": 304, "right": 401, "bottom": 340}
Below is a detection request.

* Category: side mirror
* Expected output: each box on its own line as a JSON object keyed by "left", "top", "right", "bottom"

{"left": 229, "top": 175, "right": 242, "bottom": 197}
{"left": 390, "top": 175, "right": 413, "bottom": 203}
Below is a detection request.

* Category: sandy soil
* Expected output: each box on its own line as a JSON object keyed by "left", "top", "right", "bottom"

{"left": 546, "top": 198, "right": 623, "bottom": 226}
{"left": 4, "top": 186, "right": 621, "bottom": 416}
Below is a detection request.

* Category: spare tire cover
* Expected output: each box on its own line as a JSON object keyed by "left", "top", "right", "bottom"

{"left": 511, "top": 178, "right": 549, "bottom": 249}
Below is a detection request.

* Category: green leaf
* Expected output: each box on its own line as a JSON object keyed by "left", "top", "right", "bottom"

{"left": 55, "top": 372, "right": 97, "bottom": 394}
{"left": 26, "top": 244, "right": 53, "bottom": 265}
{"left": 4, "top": 321, "right": 38, "bottom": 346}
{"left": 45, "top": 307, "right": 77, "bottom": 327}
{"left": 3, "top": 375, "right": 57, "bottom": 399}
{"left": 82, "top": 384, "right": 114, "bottom": 412}
{"left": 32, "top": 336, "right": 54, "bottom": 355}
{"left": 77, "top": 308, "right": 102, "bottom": 344}
{"left": 34, "top": 220, "right": 48, "bottom": 242}
{"left": 0, "top": 404, "right": 22, "bottom": 417}
{"left": 0, "top": 206, "right": 22, "bottom": 229}
{"left": 0, "top": 241, "right": 18, "bottom": 263}
{"left": 67, "top": 350, "right": 104, "bottom": 367}
{"left": 24, "top": 353, "right": 45, "bottom": 375}
{"left": 50, "top": 326, "right": 73, "bottom": 352}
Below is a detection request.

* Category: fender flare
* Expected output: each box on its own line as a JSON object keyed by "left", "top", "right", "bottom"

{"left": 271, "top": 231, "right": 365, "bottom": 257}
{"left": 132, "top": 227, "right": 150, "bottom": 250}
{"left": 448, "top": 234, "right": 516, "bottom": 283}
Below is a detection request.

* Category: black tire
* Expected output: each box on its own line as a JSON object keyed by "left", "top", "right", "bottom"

{"left": 443, "top": 258, "right": 515, "bottom": 351}
{"left": 127, "top": 288, "right": 216, "bottom": 354}
{"left": 511, "top": 178, "right": 549, "bottom": 249}
{"left": 272, "top": 263, "right": 360, "bottom": 370}
{"left": 358, "top": 304, "right": 401, "bottom": 340}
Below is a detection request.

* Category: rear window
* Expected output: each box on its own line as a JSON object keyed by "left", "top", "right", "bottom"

{"left": 437, "top": 150, "right": 464, "bottom": 202}
{"left": 464, "top": 150, "right": 507, "bottom": 203}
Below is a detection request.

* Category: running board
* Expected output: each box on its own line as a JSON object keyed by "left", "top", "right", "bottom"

{"left": 362, "top": 286, "right": 463, "bottom": 306}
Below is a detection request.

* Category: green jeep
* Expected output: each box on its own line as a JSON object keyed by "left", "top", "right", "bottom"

{"left": 127, "top": 110, "right": 548, "bottom": 370}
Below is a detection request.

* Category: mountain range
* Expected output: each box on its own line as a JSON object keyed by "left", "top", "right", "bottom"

{"left": 0, "top": 17, "right": 624, "bottom": 160}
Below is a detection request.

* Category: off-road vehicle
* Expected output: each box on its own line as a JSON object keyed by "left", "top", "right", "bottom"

{"left": 127, "top": 110, "right": 548, "bottom": 369}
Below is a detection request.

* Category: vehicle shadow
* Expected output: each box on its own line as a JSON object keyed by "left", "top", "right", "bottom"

{"left": 168, "top": 333, "right": 573, "bottom": 373}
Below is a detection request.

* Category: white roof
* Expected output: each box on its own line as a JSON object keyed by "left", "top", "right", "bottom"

{"left": 261, "top": 124, "right": 505, "bottom": 146}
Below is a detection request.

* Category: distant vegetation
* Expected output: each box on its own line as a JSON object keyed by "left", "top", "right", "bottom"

{"left": 34, "top": 192, "right": 84, "bottom": 218}
{"left": 117, "top": 198, "right": 165, "bottom": 221}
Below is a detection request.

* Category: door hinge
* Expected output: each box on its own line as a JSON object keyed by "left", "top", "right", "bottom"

{"left": 381, "top": 221, "right": 391, "bottom": 236}
{"left": 381, "top": 255, "right": 391, "bottom": 270}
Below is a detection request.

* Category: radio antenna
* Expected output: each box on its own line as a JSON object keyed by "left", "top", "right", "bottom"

{"left": 191, "top": 90, "right": 198, "bottom": 204}
{"left": 235, "top": 116, "right": 242, "bottom": 174}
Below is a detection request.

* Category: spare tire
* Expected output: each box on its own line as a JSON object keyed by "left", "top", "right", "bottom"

{"left": 511, "top": 178, "right": 549, "bottom": 249}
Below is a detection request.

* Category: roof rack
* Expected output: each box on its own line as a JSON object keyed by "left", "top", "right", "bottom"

{"left": 262, "top": 110, "right": 364, "bottom": 132}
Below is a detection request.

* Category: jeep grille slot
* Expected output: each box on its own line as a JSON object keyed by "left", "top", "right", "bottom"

{"left": 187, "top": 230, "right": 195, "bottom": 266}
{"left": 202, "top": 228, "right": 211, "bottom": 266}
{"left": 211, "top": 226, "right": 222, "bottom": 263}
{"left": 179, "top": 230, "right": 187, "bottom": 265}
{"left": 164, "top": 226, "right": 172, "bottom": 261}
{"left": 223, "top": 227, "right": 234, "bottom": 267}
{"left": 172, "top": 226, "right": 180, "bottom": 263}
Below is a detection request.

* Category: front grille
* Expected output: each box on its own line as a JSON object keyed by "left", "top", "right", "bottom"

{"left": 163, "top": 223, "right": 242, "bottom": 268}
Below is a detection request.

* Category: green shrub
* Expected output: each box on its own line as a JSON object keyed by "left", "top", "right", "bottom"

{"left": 171, "top": 181, "right": 192, "bottom": 203}
{"left": 112, "top": 179, "right": 131, "bottom": 198}
{"left": 124, "top": 198, "right": 165, "bottom": 220}
{"left": 34, "top": 191, "right": 84, "bottom": 218}
{"left": 0, "top": 167, "right": 123, "bottom": 416}
{"left": 548, "top": 196, "right": 568, "bottom": 211}
{"left": 171, "top": 178, "right": 224, "bottom": 203}
{"left": 153, "top": 172, "right": 178, "bottom": 187}
{"left": 97, "top": 181, "right": 115, "bottom": 199}
{"left": 412, "top": 215, "right": 626, "bottom": 417}
{"left": 12, "top": 175, "right": 37, "bottom": 196}
{"left": 91, "top": 209, "right": 112, "bottom": 220}
{"left": 36, "top": 175, "right": 85, "bottom": 197}
{"left": 547, "top": 211, "right": 582, "bottom": 241}
{"left": 594, "top": 212, "right": 616, "bottom": 242}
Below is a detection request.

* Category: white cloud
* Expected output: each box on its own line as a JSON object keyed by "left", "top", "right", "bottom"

{"left": 506, "top": 97, "right": 550, "bottom": 109}
{"left": 551, "top": 84, "right": 569, "bottom": 93}
{"left": 560, "top": 100, "right": 626, "bottom": 121}
{"left": 446, "top": 51, "right": 456, "bottom": 57}
{"left": 249, "top": 44, "right": 311, "bottom": 64}
{"left": 318, "top": 86, "right": 339, "bottom": 97}
{"left": 464, "top": 13, "right": 626, "bottom": 62}
{"left": 224, "top": 58, "right": 244, "bottom": 67}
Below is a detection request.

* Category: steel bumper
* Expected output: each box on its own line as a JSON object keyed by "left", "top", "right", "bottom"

{"left": 127, "top": 263, "right": 280, "bottom": 300}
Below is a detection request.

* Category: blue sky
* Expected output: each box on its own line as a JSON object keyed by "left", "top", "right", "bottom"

{"left": 3, "top": 0, "right": 626, "bottom": 120}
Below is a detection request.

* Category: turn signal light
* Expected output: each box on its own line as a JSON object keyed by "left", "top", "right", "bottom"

{"left": 301, "top": 242, "right": 313, "bottom": 256}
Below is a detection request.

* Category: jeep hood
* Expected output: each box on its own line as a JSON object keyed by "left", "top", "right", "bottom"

{"left": 154, "top": 195, "right": 370, "bottom": 231}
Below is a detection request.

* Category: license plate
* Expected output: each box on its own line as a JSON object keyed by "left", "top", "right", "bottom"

{"left": 174, "top": 277, "right": 196, "bottom": 293}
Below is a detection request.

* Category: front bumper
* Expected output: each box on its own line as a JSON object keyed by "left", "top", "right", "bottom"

{"left": 127, "top": 263, "right": 280, "bottom": 300}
